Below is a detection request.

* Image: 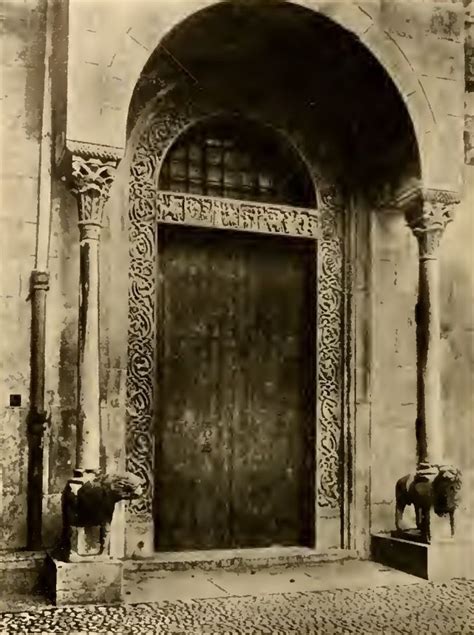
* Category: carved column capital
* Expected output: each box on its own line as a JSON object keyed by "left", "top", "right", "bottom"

{"left": 71, "top": 155, "right": 118, "bottom": 232}
{"left": 405, "top": 189, "right": 460, "bottom": 259}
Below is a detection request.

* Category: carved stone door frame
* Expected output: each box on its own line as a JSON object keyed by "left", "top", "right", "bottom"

{"left": 125, "top": 94, "right": 349, "bottom": 555}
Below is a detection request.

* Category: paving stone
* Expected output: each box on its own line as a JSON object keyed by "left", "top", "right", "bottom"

{"left": 0, "top": 578, "right": 472, "bottom": 633}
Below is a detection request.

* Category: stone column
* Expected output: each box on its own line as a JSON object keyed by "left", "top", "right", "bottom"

{"left": 46, "top": 152, "right": 131, "bottom": 603}
{"left": 405, "top": 189, "right": 459, "bottom": 473}
{"left": 71, "top": 155, "right": 117, "bottom": 477}
{"left": 401, "top": 189, "right": 462, "bottom": 545}
{"left": 374, "top": 188, "right": 464, "bottom": 574}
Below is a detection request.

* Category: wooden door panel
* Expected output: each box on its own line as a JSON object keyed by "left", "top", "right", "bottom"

{"left": 156, "top": 227, "right": 234, "bottom": 549}
{"left": 155, "top": 225, "right": 315, "bottom": 550}
{"left": 231, "top": 237, "right": 315, "bottom": 546}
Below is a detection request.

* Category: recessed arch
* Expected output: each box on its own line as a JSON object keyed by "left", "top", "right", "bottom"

{"left": 121, "top": 0, "right": 426, "bottom": 555}
{"left": 126, "top": 0, "right": 422, "bottom": 197}
{"left": 125, "top": 83, "right": 346, "bottom": 547}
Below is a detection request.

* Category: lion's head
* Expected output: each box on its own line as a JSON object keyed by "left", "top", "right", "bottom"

{"left": 101, "top": 472, "right": 144, "bottom": 502}
{"left": 433, "top": 466, "right": 462, "bottom": 516}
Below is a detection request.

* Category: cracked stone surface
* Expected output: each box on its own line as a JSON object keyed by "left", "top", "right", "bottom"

{"left": 0, "top": 579, "right": 472, "bottom": 633}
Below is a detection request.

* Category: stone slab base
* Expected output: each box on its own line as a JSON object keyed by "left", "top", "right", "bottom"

{"left": 391, "top": 529, "right": 428, "bottom": 543}
{"left": 0, "top": 551, "right": 46, "bottom": 597}
{"left": 371, "top": 533, "right": 473, "bottom": 580}
{"left": 43, "top": 555, "right": 123, "bottom": 605}
{"left": 127, "top": 546, "right": 358, "bottom": 573}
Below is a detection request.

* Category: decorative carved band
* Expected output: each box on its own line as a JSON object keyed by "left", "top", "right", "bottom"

{"left": 68, "top": 139, "right": 124, "bottom": 163}
{"left": 71, "top": 155, "right": 118, "bottom": 226}
{"left": 156, "top": 192, "right": 322, "bottom": 239}
{"left": 127, "top": 89, "right": 345, "bottom": 518}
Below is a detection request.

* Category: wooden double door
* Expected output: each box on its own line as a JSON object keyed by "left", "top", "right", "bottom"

{"left": 155, "top": 225, "right": 316, "bottom": 550}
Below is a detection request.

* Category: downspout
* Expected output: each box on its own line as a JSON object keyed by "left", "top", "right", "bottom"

{"left": 26, "top": 0, "right": 55, "bottom": 550}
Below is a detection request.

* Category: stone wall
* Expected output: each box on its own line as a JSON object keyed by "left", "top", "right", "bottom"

{"left": 41, "top": 181, "right": 79, "bottom": 547}
{"left": 440, "top": 164, "right": 474, "bottom": 526}
{"left": 0, "top": 0, "right": 46, "bottom": 550}
{"left": 370, "top": 210, "right": 419, "bottom": 532}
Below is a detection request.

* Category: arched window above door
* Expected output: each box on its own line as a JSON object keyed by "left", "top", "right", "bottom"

{"left": 158, "top": 116, "right": 316, "bottom": 208}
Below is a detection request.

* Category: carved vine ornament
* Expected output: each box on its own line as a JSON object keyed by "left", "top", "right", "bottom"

{"left": 126, "top": 92, "right": 346, "bottom": 518}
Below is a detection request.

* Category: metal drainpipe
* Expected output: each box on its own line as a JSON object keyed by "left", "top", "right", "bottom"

{"left": 26, "top": 0, "right": 54, "bottom": 550}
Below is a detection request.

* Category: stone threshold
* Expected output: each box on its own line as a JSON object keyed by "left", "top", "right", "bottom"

{"left": 125, "top": 546, "right": 358, "bottom": 572}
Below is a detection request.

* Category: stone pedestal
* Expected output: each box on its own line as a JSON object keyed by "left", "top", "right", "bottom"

{"left": 44, "top": 555, "right": 123, "bottom": 605}
{"left": 371, "top": 533, "right": 472, "bottom": 580}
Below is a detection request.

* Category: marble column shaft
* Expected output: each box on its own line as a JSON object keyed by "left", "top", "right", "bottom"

{"left": 71, "top": 155, "right": 116, "bottom": 476}
{"left": 406, "top": 189, "right": 459, "bottom": 470}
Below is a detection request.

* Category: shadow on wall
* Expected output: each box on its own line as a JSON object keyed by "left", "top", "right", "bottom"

{"left": 441, "top": 259, "right": 474, "bottom": 483}
{"left": 42, "top": 180, "right": 80, "bottom": 548}
{"left": 439, "top": 165, "right": 474, "bottom": 526}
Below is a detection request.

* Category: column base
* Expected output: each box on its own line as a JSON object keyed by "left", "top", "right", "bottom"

{"left": 43, "top": 554, "right": 123, "bottom": 605}
{"left": 371, "top": 532, "right": 472, "bottom": 580}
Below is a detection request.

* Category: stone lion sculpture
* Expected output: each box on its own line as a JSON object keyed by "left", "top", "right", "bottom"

{"left": 395, "top": 466, "right": 462, "bottom": 542}
{"left": 62, "top": 472, "right": 143, "bottom": 557}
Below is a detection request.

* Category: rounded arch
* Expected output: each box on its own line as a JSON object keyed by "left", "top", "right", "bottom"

{"left": 121, "top": 0, "right": 422, "bottom": 545}
{"left": 126, "top": 0, "right": 422, "bottom": 196}
{"left": 125, "top": 81, "right": 347, "bottom": 525}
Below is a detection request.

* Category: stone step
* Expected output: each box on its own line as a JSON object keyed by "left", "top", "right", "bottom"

{"left": 124, "top": 546, "right": 358, "bottom": 574}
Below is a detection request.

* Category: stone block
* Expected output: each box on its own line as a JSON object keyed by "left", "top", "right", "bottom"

{"left": 317, "top": 511, "right": 341, "bottom": 551}
{"left": 0, "top": 551, "right": 45, "bottom": 596}
{"left": 125, "top": 517, "right": 155, "bottom": 558}
{"left": 44, "top": 555, "right": 123, "bottom": 605}
{"left": 371, "top": 532, "right": 473, "bottom": 580}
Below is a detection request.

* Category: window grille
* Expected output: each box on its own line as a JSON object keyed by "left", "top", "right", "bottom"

{"left": 159, "top": 116, "right": 316, "bottom": 207}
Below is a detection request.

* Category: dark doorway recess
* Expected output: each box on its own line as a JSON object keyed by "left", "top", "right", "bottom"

{"left": 154, "top": 224, "right": 316, "bottom": 551}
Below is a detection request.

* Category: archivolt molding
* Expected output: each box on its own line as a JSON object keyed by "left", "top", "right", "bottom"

{"left": 126, "top": 88, "right": 346, "bottom": 517}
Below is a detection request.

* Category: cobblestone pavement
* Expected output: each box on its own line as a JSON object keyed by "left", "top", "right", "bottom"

{"left": 0, "top": 579, "right": 472, "bottom": 634}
